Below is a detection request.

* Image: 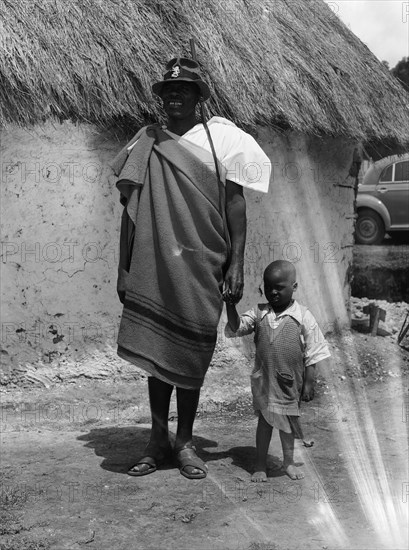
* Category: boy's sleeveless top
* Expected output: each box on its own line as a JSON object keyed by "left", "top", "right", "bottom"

{"left": 251, "top": 304, "right": 306, "bottom": 417}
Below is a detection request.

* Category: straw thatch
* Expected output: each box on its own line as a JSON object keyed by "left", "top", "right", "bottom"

{"left": 1, "top": 0, "right": 408, "bottom": 144}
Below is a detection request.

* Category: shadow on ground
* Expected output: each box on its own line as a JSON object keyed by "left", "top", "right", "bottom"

{"left": 77, "top": 427, "right": 289, "bottom": 479}
{"left": 77, "top": 427, "right": 219, "bottom": 474}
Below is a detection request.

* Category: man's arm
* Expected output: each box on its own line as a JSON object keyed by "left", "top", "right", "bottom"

{"left": 117, "top": 206, "right": 134, "bottom": 304}
{"left": 224, "top": 180, "right": 246, "bottom": 304}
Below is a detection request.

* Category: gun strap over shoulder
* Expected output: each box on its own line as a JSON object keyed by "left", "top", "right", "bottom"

{"left": 202, "top": 119, "right": 231, "bottom": 257}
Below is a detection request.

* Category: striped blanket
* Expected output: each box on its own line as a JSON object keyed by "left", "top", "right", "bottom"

{"left": 111, "top": 126, "right": 229, "bottom": 387}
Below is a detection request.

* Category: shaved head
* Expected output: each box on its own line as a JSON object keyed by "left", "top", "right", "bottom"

{"left": 264, "top": 260, "right": 296, "bottom": 284}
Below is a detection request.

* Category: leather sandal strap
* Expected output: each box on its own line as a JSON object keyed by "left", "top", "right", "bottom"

{"left": 129, "top": 456, "right": 156, "bottom": 469}
{"left": 176, "top": 447, "right": 208, "bottom": 472}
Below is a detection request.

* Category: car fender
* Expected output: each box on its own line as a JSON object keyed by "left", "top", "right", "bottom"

{"left": 356, "top": 194, "right": 391, "bottom": 230}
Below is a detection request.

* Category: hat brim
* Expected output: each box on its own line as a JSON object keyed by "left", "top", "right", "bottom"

{"left": 152, "top": 78, "right": 211, "bottom": 101}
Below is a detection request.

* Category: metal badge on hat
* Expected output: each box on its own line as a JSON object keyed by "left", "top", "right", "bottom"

{"left": 171, "top": 64, "right": 180, "bottom": 78}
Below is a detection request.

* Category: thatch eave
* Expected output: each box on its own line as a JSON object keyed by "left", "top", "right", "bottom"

{"left": 0, "top": 0, "right": 408, "bottom": 148}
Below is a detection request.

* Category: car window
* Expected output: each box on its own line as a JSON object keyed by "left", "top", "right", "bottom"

{"left": 379, "top": 164, "right": 393, "bottom": 182}
{"left": 394, "top": 160, "right": 409, "bottom": 182}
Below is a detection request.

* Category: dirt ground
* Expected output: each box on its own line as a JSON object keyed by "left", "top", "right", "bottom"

{"left": 352, "top": 244, "right": 409, "bottom": 302}
{"left": 1, "top": 323, "right": 409, "bottom": 550}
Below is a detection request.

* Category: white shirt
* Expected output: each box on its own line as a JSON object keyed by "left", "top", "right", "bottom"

{"left": 128, "top": 116, "right": 271, "bottom": 193}
{"left": 233, "top": 300, "right": 331, "bottom": 367}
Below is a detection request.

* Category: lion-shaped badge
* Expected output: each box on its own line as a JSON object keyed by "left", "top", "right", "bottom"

{"left": 171, "top": 65, "right": 180, "bottom": 78}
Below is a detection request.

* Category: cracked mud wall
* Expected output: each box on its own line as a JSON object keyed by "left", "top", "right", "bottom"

{"left": 1, "top": 122, "right": 124, "bottom": 376}
{"left": 0, "top": 122, "right": 355, "bottom": 379}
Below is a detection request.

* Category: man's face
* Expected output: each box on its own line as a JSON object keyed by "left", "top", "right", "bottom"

{"left": 161, "top": 81, "right": 200, "bottom": 119}
{"left": 263, "top": 269, "right": 297, "bottom": 310}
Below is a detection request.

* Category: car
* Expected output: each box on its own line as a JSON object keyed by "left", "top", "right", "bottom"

{"left": 355, "top": 153, "right": 409, "bottom": 244}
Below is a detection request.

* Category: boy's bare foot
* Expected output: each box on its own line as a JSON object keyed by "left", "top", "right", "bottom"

{"left": 283, "top": 463, "right": 304, "bottom": 480}
{"left": 251, "top": 470, "right": 267, "bottom": 482}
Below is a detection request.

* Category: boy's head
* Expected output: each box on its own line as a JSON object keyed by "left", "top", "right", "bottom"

{"left": 263, "top": 260, "right": 297, "bottom": 311}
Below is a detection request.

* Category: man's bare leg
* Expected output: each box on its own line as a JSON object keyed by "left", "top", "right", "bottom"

{"left": 175, "top": 387, "right": 203, "bottom": 477}
{"left": 128, "top": 377, "right": 173, "bottom": 475}
{"left": 149, "top": 377, "right": 173, "bottom": 445}
{"left": 251, "top": 412, "right": 273, "bottom": 482}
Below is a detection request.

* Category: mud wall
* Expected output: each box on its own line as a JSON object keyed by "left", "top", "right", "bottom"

{"left": 0, "top": 121, "right": 356, "bottom": 377}
{"left": 237, "top": 127, "right": 356, "bottom": 330}
{"left": 1, "top": 122, "right": 124, "bottom": 376}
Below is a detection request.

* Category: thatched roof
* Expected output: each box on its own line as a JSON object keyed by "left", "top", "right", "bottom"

{"left": 1, "top": 0, "right": 408, "bottom": 145}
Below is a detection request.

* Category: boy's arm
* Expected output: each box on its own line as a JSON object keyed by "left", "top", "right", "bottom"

{"left": 302, "top": 365, "right": 315, "bottom": 401}
{"left": 226, "top": 303, "right": 240, "bottom": 332}
{"left": 225, "top": 305, "right": 258, "bottom": 337}
{"left": 302, "top": 357, "right": 329, "bottom": 401}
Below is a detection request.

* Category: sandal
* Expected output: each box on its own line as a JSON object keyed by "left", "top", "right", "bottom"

{"left": 175, "top": 443, "right": 208, "bottom": 480}
{"left": 127, "top": 442, "right": 172, "bottom": 477}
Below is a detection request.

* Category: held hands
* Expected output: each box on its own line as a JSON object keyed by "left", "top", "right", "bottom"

{"left": 222, "top": 261, "right": 244, "bottom": 305}
{"left": 223, "top": 261, "right": 243, "bottom": 332}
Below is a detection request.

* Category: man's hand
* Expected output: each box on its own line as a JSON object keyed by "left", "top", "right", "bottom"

{"left": 223, "top": 261, "right": 244, "bottom": 304}
{"left": 117, "top": 289, "right": 126, "bottom": 304}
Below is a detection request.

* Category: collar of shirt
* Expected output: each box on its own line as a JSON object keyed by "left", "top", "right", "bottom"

{"left": 259, "top": 300, "right": 303, "bottom": 324}
{"left": 182, "top": 116, "right": 237, "bottom": 137}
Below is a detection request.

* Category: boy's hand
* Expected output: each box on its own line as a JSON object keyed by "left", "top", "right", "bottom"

{"left": 302, "top": 365, "right": 315, "bottom": 401}
{"left": 301, "top": 380, "right": 315, "bottom": 402}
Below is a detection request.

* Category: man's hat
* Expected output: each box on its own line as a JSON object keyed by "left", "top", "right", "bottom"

{"left": 152, "top": 57, "right": 211, "bottom": 101}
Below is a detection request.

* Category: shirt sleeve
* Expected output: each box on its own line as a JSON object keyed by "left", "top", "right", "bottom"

{"left": 232, "top": 308, "right": 257, "bottom": 337}
{"left": 301, "top": 310, "right": 331, "bottom": 367}
{"left": 212, "top": 121, "right": 271, "bottom": 193}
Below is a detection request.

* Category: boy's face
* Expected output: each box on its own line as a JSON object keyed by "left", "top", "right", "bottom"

{"left": 264, "top": 269, "right": 297, "bottom": 311}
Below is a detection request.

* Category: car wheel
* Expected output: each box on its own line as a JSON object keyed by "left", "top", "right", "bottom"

{"left": 355, "top": 208, "right": 385, "bottom": 245}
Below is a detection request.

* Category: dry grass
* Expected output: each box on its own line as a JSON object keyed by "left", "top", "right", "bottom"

{"left": 0, "top": 0, "right": 408, "bottom": 145}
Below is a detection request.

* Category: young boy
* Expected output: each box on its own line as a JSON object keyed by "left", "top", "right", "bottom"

{"left": 226, "top": 260, "right": 330, "bottom": 482}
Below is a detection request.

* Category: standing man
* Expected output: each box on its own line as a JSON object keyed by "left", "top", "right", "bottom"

{"left": 111, "top": 57, "right": 271, "bottom": 479}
